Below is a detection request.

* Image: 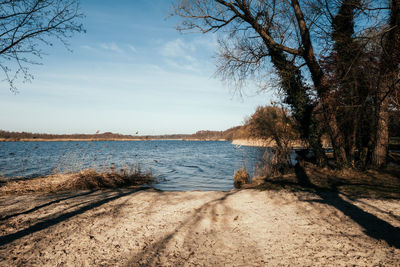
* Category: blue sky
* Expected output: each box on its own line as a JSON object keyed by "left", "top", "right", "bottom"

{"left": 0, "top": 0, "right": 271, "bottom": 135}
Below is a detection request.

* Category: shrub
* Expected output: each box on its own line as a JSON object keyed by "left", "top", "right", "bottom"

{"left": 233, "top": 168, "right": 250, "bottom": 189}
{"left": 246, "top": 106, "right": 297, "bottom": 171}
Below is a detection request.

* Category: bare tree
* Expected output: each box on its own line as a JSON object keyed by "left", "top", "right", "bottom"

{"left": 246, "top": 105, "right": 298, "bottom": 171}
{"left": 173, "top": 0, "right": 395, "bottom": 169}
{"left": 173, "top": 0, "right": 346, "bottom": 166}
{"left": 371, "top": 0, "right": 400, "bottom": 167}
{"left": 0, "top": 0, "right": 84, "bottom": 91}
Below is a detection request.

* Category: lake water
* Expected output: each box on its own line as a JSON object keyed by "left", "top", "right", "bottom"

{"left": 0, "top": 141, "right": 267, "bottom": 191}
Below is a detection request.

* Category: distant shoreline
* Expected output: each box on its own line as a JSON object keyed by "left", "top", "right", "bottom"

{"left": 0, "top": 138, "right": 306, "bottom": 149}
{"left": 0, "top": 137, "right": 300, "bottom": 148}
{"left": 0, "top": 138, "right": 228, "bottom": 142}
{"left": 232, "top": 138, "right": 311, "bottom": 148}
{"left": 0, "top": 129, "right": 237, "bottom": 142}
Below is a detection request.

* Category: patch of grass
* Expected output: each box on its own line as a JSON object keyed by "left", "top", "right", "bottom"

{"left": 0, "top": 165, "right": 154, "bottom": 195}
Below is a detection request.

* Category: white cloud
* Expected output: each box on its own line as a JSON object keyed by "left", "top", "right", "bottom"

{"left": 159, "top": 38, "right": 204, "bottom": 71}
{"left": 81, "top": 45, "right": 94, "bottom": 50}
{"left": 159, "top": 36, "right": 218, "bottom": 66}
{"left": 99, "top": 42, "right": 123, "bottom": 53}
{"left": 160, "top": 39, "right": 195, "bottom": 58}
{"left": 164, "top": 59, "right": 196, "bottom": 72}
{"left": 127, "top": 45, "right": 137, "bottom": 53}
{"left": 82, "top": 43, "right": 137, "bottom": 55}
{"left": 192, "top": 35, "right": 218, "bottom": 51}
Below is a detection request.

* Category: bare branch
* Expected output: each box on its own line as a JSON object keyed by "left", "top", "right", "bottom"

{"left": 0, "top": 0, "right": 84, "bottom": 91}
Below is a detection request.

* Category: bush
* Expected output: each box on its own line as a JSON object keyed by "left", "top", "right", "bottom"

{"left": 246, "top": 106, "right": 297, "bottom": 172}
{"left": 233, "top": 168, "right": 250, "bottom": 189}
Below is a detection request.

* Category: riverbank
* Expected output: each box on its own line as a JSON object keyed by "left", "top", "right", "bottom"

{"left": 1, "top": 187, "right": 399, "bottom": 266}
{"left": 1, "top": 161, "right": 400, "bottom": 266}
{"left": 232, "top": 138, "right": 310, "bottom": 148}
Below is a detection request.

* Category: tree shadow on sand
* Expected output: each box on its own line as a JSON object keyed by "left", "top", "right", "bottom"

{"left": 0, "top": 190, "right": 95, "bottom": 222}
{"left": 293, "top": 164, "right": 400, "bottom": 249}
{"left": 0, "top": 187, "right": 147, "bottom": 247}
{"left": 250, "top": 163, "right": 400, "bottom": 249}
{"left": 126, "top": 190, "right": 262, "bottom": 266}
{"left": 128, "top": 191, "right": 234, "bottom": 266}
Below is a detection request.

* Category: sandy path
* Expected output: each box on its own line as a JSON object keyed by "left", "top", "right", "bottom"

{"left": 0, "top": 188, "right": 399, "bottom": 266}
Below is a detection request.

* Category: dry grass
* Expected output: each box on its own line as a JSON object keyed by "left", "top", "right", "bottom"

{"left": 0, "top": 165, "right": 153, "bottom": 195}
{"left": 233, "top": 168, "right": 250, "bottom": 189}
{"left": 247, "top": 162, "right": 400, "bottom": 199}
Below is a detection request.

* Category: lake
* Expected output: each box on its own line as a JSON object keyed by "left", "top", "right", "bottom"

{"left": 0, "top": 140, "right": 267, "bottom": 191}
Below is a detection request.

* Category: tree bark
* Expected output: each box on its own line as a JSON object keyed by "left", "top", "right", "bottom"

{"left": 372, "top": 93, "right": 389, "bottom": 167}
{"left": 331, "top": 0, "right": 362, "bottom": 168}
{"left": 266, "top": 45, "right": 328, "bottom": 167}
{"left": 290, "top": 0, "right": 348, "bottom": 168}
{"left": 372, "top": 0, "right": 400, "bottom": 168}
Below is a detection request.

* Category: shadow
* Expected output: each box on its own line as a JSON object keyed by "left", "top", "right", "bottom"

{"left": 379, "top": 166, "right": 400, "bottom": 180}
{"left": 294, "top": 164, "right": 400, "bottom": 249}
{"left": 344, "top": 196, "right": 400, "bottom": 221}
{"left": 0, "top": 187, "right": 147, "bottom": 247}
{"left": 257, "top": 162, "right": 400, "bottom": 199}
{"left": 127, "top": 191, "right": 240, "bottom": 266}
{"left": 294, "top": 163, "right": 316, "bottom": 188}
{"left": 0, "top": 190, "right": 95, "bottom": 221}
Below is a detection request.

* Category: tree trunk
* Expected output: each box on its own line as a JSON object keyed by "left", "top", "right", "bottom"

{"left": 321, "top": 99, "right": 348, "bottom": 168}
{"left": 243, "top": 9, "right": 328, "bottom": 167}
{"left": 331, "top": 0, "right": 362, "bottom": 168}
{"left": 372, "top": 0, "right": 400, "bottom": 168}
{"left": 266, "top": 45, "right": 328, "bottom": 167}
{"left": 372, "top": 94, "right": 389, "bottom": 167}
{"left": 290, "top": 0, "right": 348, "bottom": 168}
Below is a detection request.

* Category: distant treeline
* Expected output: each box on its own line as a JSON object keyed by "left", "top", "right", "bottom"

{"left": 188, "top": 127, "right": 250, "bottom": 141}
{"left": 0, "top": 128, "right": 251, "bottom": 141}
{"left": 0, "top": 131, "right": 139, "bottom": 140}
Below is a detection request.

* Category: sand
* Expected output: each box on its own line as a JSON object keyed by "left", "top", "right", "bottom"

{"left": 0, "top": 188, "right": 399, "bottom": 266}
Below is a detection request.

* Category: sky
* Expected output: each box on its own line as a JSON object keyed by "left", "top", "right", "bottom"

{"left": 0, "top": 0, "right": 272, "bottom": 135}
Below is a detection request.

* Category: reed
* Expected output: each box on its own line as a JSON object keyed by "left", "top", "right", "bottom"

{"left": 0, "top": 164, "right": 153, "bottom": 195}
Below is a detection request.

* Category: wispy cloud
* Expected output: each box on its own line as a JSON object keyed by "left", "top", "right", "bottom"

{"left": 127, "top": 44, "right": 137, "bottom": 53}
{"left": 164, "top": 59, "right": 197, "bottom": 72}
{"left": 161, "top": 38, "right": 195, "bottom": 59}
{"left": 99, "top": 42, "right": 124, "bottom": 53}
{"left": 160, "top": 38, "right": 203, "bottom": 71}
{"left": 192, "top": 35, "right": 218, "bottom": 51}
{"left": 82, "top": 43, "right": 138, "bottom": 55}
{"left": 81, "top": 45, "right": 94, "bottom": 50}
{"left": 159, "top": 37, "right": 218, "bottom": 66}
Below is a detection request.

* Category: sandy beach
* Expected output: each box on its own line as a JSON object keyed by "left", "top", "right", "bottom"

{"left": 1, "top": 187, "right": 399, "bottom": 266}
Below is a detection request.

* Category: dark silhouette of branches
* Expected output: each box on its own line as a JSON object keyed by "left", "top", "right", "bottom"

{"left": 173, "top": 0, "right": 399, "bottom": 169}
{"left": 0, "top": 0, "right": 84, "bottom": 92}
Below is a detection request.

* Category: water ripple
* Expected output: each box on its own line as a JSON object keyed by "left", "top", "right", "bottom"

{"left": 0, "top": 141, "right": 265, "bottom": 191}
